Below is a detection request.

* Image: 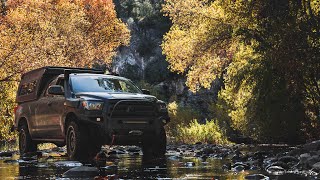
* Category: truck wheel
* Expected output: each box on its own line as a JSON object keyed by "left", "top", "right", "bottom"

{"left": 142, "top": 127, "right": 166, "bottom": 158}
{"left": 19, "top": 123, "right": 37, "bottom": 155}
{"left": 154, "top": 127, "right": 167, "bottom": 157}
{"left": 66, "top": 121, "right": 88, "bottom": 160}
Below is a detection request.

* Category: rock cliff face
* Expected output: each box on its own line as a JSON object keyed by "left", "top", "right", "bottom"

{"left": 112, "top": 0, "right": 171, "bottom": 83}
{"left": 112, "top": 0, "right": 221, "bottom": 119}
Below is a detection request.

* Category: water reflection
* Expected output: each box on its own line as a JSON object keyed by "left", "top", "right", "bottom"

{"left": 0, "top": 145, "right": 316, "bottom": 179}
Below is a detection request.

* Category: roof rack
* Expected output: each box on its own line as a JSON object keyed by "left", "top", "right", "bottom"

{"left": 21, "top": 66, "right": 104, "bottom": 79}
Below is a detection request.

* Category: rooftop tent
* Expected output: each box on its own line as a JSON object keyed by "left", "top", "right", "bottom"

{"left": 16, "top": 66, "right": 104, "bottom": 103}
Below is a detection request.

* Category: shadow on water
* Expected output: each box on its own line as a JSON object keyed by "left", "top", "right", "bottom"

{"left": 0, "top": 144, "right": 318, "bottom": 179}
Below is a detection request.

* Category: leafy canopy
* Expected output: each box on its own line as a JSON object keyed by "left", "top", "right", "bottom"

{"left": 0, "top": 0, "right": 130, "bottom": 82}
{"left": 162, "top": 0, "right": 320, "bottom": 142}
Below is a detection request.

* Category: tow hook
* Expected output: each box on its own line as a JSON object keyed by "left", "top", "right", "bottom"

{"left": 129, "top": 130, "right": 143, "bottom": 136}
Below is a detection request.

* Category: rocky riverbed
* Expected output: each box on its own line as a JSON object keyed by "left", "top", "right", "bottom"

{"left": 1, "top": 141, "right": 320, "bottom": 179}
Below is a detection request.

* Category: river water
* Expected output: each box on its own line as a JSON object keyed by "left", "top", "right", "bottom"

{"left": 0, "top": 143, "right": 317, "bottom": 179}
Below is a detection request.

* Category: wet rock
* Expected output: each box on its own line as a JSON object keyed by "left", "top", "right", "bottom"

{"left": 233, "top": 162, "right": 250, "bottom": 170}
{"left": 168, "top": 155, "right": 182, "bottom": 161}
{"left": 201, "top": 147, "right": 215, "bottom": 155}
{"left": 278, "top": 156, "right": 299, "bottom": 163}
{"left": 102, "top": 165, "right": 118, "bottom": 171}
{"left": 108, "top": 149, "right": 126, "bottom": 155}
{"left": 0, "top": 151, "right": 14, "bottom": 157}
{"left": 21, "top": 151, "right": 42, "bottom": 158}
{"left": 35, "top": 163, "right": 49, "bottom": 168}
{"left": 20, "top": 156, "right": 37, "bottom": 162}
{"left": 266, "top": 165, "right": 285, "bottom": 175}
{"left": 288, "top": 147, "right": 305, "bottom": 156}
{"left": 127, "top": 146, "right": 141, "bottom": 153}
{"left": 306, "top": 155, "right": 320, "bottom": 167}
{"left": 185, "top": 162, "right": 195, "bottom": 167}
{"left": 303, "top": 140, "right": 320, "bottom": 152}
{"left": 54, "top": 161, "right": 83, "bottom": 167}
{"left": 245, "top": 174, "right": 269, "bottom": 180}
{"left": 268, "top": 161, "right": 290, "bottom": 170}
{"left": 62, "top": 166, "right": 99, "bottom": 178}
{"left": 231, "top": 164, "right": 245, "bottom": 172}
{"left": 4, "top": 159, "right": 19, "bottom": 164}
{"left": 312, "top": 162, "right": 320, "bottom": 170}
{"left": 252, "top": 151, "right": 268, "bottom": 160}
{"left": 299, "top": 153, "right": 311, "bottom": 162}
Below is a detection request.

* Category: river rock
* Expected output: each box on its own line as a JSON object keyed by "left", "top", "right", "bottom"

{"left": 312, "top": 162, "right": 320, "bottom": 170}
{"left": 231, "top": 164, "right": 245, "bottom": 172}
{"left": 54, "top": 161, "right": 83, "bottom": 167}
{"left": 303, "top": 140, "right": 320, "bottom": 152}
{"left": 62, "top": 166, "right": 99, "bottom": 178}
{"left": 0, "top": 151, "right": 14, "bottom": 157}
{"left": 185, "top": 162, "right": 195, "bottom": 167}
{"left": 266, "top": 165, "right": 285, "bottom": 175}
{"left": 245, "top": 174, "right": 269, "bottom": 180}
{"left": 300, "top": 153, "right": 311, "bottom": 162}
{"left": 268, "top": 161, "right": 290, "bottom": 170}
{"left": 278, "top": 156, "right": 299, "bottom": 163}
{"left": 306, "top": 155, "right": 320, "bottom": 167}
{"left": 127, "top": 147, "right": 141, "bottom": 153}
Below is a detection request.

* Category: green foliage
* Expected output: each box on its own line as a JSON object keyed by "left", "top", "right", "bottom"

{"left": 176, "top": 119, "right": 229, "bottom": 144}
{"left": 166, "top": 101, "right": 201, "bottom": 140}
{"left": 163, "top": 0, "right": 320, "bottom": 143}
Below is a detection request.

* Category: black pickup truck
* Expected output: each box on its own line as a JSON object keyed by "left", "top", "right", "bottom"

{"left": 13, "top": 67, "right": 169, "bottom": 160}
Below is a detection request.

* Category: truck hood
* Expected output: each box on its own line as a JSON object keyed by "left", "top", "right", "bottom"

{"left": 75, "top": 92, "right": 157, "bottom": 102}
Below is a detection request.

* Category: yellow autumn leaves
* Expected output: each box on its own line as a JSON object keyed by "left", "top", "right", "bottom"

{"left": 0, "top": 0, "right": 130, "bottom": 82}
{"left": 162, "top": 0, "right": 233, "bottom": 92}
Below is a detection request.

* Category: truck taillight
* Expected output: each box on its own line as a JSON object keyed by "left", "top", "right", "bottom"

{"left": 14, "top": 106, "right": 19, "bottom": 115}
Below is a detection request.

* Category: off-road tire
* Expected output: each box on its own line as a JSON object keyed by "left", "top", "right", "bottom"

{"left": 19, "top": 123, "right": 37, "bottom": 155}
{"left": 142, "top": 127, "right": 166, "bottom": 158}
{"left": 66, "top": 121, "right": 88, "bottom": 160}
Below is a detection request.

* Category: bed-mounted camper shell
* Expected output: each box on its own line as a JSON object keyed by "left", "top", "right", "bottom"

{"left": 16, "top": 66, "right": 104, "bottom": 103}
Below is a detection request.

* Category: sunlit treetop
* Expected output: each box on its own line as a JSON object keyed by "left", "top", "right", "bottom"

{"left": 0, "top": 0, "right": 130, "bottom": 82}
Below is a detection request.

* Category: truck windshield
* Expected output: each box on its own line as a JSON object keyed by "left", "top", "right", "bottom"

{"left": 71, "top": 76, "right": 141, "bottom": 94}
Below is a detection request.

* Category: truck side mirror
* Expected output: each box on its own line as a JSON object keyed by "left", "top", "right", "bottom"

{"left": 141, "top": 89, "right": 150, "bottom": 95}
{"left": 48, "top": 85, "right": 64, "bottom": 95}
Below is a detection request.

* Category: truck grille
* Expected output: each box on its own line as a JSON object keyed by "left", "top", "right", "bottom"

{"left": 108, "top": 100, "right": 156, "bottom": 118}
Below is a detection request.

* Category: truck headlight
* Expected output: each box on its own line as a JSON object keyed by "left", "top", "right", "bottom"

{"left": 82, "top": 101, "right": 104, "bottom": 110}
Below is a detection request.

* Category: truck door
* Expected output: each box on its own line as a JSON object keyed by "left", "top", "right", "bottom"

{"left": 35, "top": 77, "right": 65, "bottom": 139}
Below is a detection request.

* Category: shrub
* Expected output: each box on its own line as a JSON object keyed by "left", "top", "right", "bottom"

{"left": 176, "top": 119, "right": 229, "bottom": 144}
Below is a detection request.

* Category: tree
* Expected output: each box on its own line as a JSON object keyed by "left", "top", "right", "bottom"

{"left": 162, "top": 0, "right": 320, "bottom": 143}
{"left": 0, "top": 0, "right": 130, "bottom": 82}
